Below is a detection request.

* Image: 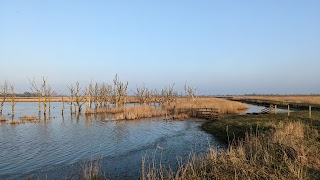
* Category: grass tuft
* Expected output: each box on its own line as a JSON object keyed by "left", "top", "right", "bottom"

{"left": 0, "top": 116, "right": 7, "bottom": 121}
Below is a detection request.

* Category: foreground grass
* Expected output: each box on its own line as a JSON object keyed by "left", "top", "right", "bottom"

{"left": 141, "top": 112, "right": 320, "bottom": 179}
{"left": 143, "top": 121, "right": 320, "bottom": 179}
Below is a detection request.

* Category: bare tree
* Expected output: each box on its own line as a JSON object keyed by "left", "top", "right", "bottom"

{"left": 0, "top": 80, "right": 9, "bottom": 114}
{"left": 93, "top": 82, "right": 99, "bottom": 110}
{"left": 101, "top": 83, "right": 112, "bottom": 107}
{"left": 97, "top": 83, "right": 112, "bottom": 108}
{"left": 184, "top": 82, "right": 197, "bottom": 101}
{"left": 29, "top": 77, "right": 52, "bottom": 115}
{"left": 68, "top": 82, "right": 86, "bottom": 113}
{"left": 47, "top": 86, "right": 53, "bottom": 113}
{"left": 67, "top": 84, "right": 75, "bottom": 114}
{"left": 162, "top": 83, "right": 178, "bottom": 104}
{"left": 10, "top": 85, "right": 17, "bottom": 117}
{"left": 29, "top": 78, "right": 42, "bottom": 113}
{"left": 113, "top": 74, "right": 128, "bottom": 108}
{"left": 145, "top": 87, "right": 152, "bottom": 105}
{"left": 136, "top": 84, "right": 147, "bottom": 105}
{"left": 85, "top": 81, "right": 94, "bottom": 111}
{"left": 41, "top": 77, "right": 51, "bottom": 115}
{"left": 152, "top": 89, "right": 161, "bottom": 106}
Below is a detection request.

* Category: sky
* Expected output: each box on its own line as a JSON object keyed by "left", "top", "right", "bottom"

{"left": 1, "top": 0, "right": 320, "bottom": 95}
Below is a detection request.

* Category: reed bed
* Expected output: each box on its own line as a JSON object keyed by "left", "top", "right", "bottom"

{"left": 9, "top": 119, "right": 23, "bottom": 125}
{"left": 86, "top": 107, "right": 124, "bottom": 114}
{"left": 20, "top": 115, "right": 39, "bottom": 121}
{"left": 0, "top": 116, "right": 7, "bottom": 121}
{"left": 114, "top": 105, "right": 166, "bottom": 120}
{"left": 81, "top": 160, "right": 104, "bottom": 180}
{"left": 141, "top": 121, "right": 320, "bottom": 179}
{"left": 165, "top": 97, "right": 248, "bottom": 114}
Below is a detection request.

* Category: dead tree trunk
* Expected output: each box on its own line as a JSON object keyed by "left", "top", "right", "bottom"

{"left": 10, "top": 85, "right": 17, "bottom": 117}
{"left": 69, "top": 82, "right": 85, "bottom": 113}
{"left": 29, "top": 77, "right": 52, "bottom": 115}
{"left": 113, "top": 74, "right": 128, "bottom": 108}
{"left": 0, "top": 80, "right": 9, "bottom": 115}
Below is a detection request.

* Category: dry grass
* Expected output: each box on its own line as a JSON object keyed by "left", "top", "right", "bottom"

{"left": 85, "top": 107, "right": 124, "bottom": 114}
{"left": 113, "top": 105, "right": 166, "bottom": 120}
{"left": 172, "top": 113, "right": 190, "bottom": 120}
{"left": 20, "top": 115, "right": 39, "bottom": 121}
{"left": 165, "top": 97, "right": 248, "bottom": 114}
{"left": 0, "top": 116, "right": 7, "bottom": 121}
{"left": 9, "top": 119, "right": 23, "bottom": 125}
{"left": 142, "top": 121, "right": 320, "bottom": 179}
{"left": 82, "top": 160, "right": 105, "bottom": 180}
{"left": 236, "top": 95, "right": 320, "bottom": 105}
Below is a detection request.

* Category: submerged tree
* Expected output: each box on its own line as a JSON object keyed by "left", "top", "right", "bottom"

{"left": 67, "top": 84, "right": 75, "bottom": 114}
{"left": 10, "top": 85, "right": 17, "bottom": 117}
{"left": 162, "top": 83, "right": 178, "bottom": 104}
{"left": 29, "top": 77, "right": 52, "bottom": 115}
{"left": 152, "top": 89, "right": 162, "bottom": 106}
{"left": 0, "top": 80, "right": 9, "bottom": 115}
{"left": 113, "top": 74, "right": 128, "bottom": 108}
{"left": 68, "top": 82, "right": 85, "bottom": 113}
{"left": 136, "top": 84, "right": 147, "bottom": 105}
{"left": 100, "top": 83, "right": 112, "bottom": 108}
{"left": 184, "top": 82, "right": 197, "bottom": 101}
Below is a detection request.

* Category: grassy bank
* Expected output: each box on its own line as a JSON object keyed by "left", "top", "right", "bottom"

{"left": 141, "top": 112, "right": 320, "bottom": 179}
{"left": 202, "top": 111, "right": 320, "bottom": 144}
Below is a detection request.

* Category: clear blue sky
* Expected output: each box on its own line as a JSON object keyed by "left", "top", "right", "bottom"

{"left": 1, "top": 0, "right": 320, "bottom": 95}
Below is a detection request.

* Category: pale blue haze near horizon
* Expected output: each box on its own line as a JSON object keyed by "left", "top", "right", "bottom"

{"left": 1, "top": 0, "right": 320, "bottom": 95}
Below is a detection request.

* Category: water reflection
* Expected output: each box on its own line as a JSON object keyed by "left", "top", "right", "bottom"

{"left": 241, "top": 104, "right": 289, "bottom": 114}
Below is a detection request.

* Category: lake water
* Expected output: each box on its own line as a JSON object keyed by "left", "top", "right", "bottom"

{"left": 0, "top": 103, "right": 223, "bottom": 179}
{"left": 241, "top": 104, "right": 289, "bottom": 114}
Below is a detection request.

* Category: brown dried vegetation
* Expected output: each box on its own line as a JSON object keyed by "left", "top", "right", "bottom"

{"left": 142, "top": 121, "right": 320, "bottom": 179}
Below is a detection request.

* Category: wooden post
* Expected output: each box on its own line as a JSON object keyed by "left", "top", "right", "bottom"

{"left": 275, "top": 105, "right": 277, "bottom": 114}
{"left": 62, "top": 97, "right": 65, "bottom": 115}
{"left": 11, "top": 98, "right": 15, "bottom": 116}
{"left": 309, "top": 106, "right": 312, "bottom": 118}
{"left": 288, "top": 105, "right": 290, "bottom": 116}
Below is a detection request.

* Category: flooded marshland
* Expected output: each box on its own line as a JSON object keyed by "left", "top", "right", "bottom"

{"left": 0, "top": 102, "right": 289, "bottom": 179}
{"left": 0, "top": 103, "right": 222, "bottom": 179}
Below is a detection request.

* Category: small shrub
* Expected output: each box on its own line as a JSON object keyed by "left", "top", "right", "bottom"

{"left": 20, "top": 115, "right": 39, "bottom": 121}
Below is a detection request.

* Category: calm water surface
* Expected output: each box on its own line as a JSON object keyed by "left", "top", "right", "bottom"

{"left": 0, "top": 103, "right": 222, "bottom": 179}
{"left": 241, "top": 104, "right": 289, "bottom": 114}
